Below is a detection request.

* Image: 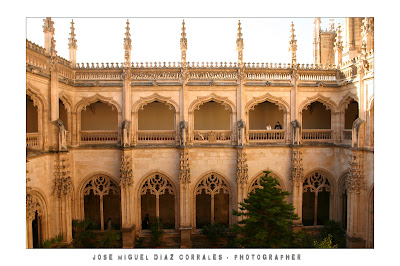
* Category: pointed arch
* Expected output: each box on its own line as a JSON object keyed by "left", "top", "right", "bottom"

{"left": 59, "top": 91, "right": 73, "bottom": 112}
{"left": 26, "top": 189, "right": 50, "bottom": 248}
{"left": 137, "top": 171, "right": 178, "bottom": 230}
{"left": 78, "top": 172, "right": 121, "bottom": 230}
{"left": 26, "top": 83, "right": 47, "bottom": 110}
{"left": 299, "top": 93, "right": 338, "bottom": 113}
{"left": 245, "top": 93, "right": 289, "bottom": 114}
{"left": 132, "top": 93, "right": 179, "bottom": 115}
{"left": 188, "top": 93, "right": 235, "bottom": 114}
{"left": 194, "top": 171, "right": 233, "bottom": 228}
{"left": 75, "top": 93, "right": 122, "bottom": 114}
{"left": 339, "top": 92, "right": 359, "bottom": 112}
{"left": 26, "top": 83, "right": 47, "bottom": 149}
{"left": 302, "top": 169, "right": 335, "bottom": 226}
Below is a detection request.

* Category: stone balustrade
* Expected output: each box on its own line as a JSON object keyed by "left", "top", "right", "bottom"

{"left": 137, "top": 130, "right": 176, "bottom": 143}
{"left": 342, "top": 129, "right": 352, "bottom": 143}
{"left": 301, "top": 129, "right": 333, "bottom": 141}
{"left": 298, "top": 73, "right": 337, "bottom": 81}
{"left": 193, "top": 130, "right": 232, "bottom": 143}
{"left": 75, "top": 71, "right": 122, "bottom": 81}
{"left": 245, "top": 72, "right": 291, "bottom": 81}
{"left": 80, "top": 130, "right": 119, "bottom": 144}
{"left": 248, "top": 130, "right": 286, "bottom": 142}
{"left": 26, "top": 133, "right": 40, "bottom": 148}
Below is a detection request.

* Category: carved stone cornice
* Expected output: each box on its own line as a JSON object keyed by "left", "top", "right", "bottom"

{"left": 346, "top": 151, "right": 366, "bottom": 194}
{"left": 120, "top": 155, "right": 134, "bottom": 188}
{"left": 179, "top": 150, "right": 190, "bottom": 184}
{"left": 290, "top": 148, "right": 303, "bottom": 186}
{"left": 236, "top": 149, "right": 248, "bottom": 188}
{"left": 53, "top": 158, "right": 73, "bottom": 197}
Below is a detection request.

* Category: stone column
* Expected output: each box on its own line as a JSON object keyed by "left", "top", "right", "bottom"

{"left": 120, "top": 153, "right": 136, "bottom": 248}
{"left": 345, "top": 150, "right": 367, "bottom": 247}
{"left": 179, "top": 149, "right": 191, "bottom": 248}
{"left": 236, "top": 148, "right": 248, "bottom": 222}
{"left": 53, "top": 154, "right": 73, "bottom": 244}
{"left": 290, "top": 147, "right": 303, "bottom": 228}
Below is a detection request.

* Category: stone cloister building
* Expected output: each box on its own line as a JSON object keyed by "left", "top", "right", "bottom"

{"left": 26, "top": 17, "right": 374, "bottom": 248}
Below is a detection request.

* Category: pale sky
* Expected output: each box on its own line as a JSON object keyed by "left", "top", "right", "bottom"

{"left": 26, "top": 17, "right": 344, "bottom": 65}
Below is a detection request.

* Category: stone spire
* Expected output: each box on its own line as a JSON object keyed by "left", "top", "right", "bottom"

{"left": 68, "top": 19, "right": 77, "bottom": 67}
{"left": 334, "top": 23, "right": 344, "bottom": 66}
{"left": 289, "top": 21, "right": 297, "bottom": 67}
{"left": 124, "top": 19, "right": 132, "bottom": 67}
{"left": 236, "top": 20, "right": 244, "bottom": 67}
{"left": 43, "top": 17, "right": 55, "bottom": 56}
{"left": 313, "top": 18, "right": 321, "bottom": 64}
{"left": 180, "top": 20, "right": 188, "bottom": 67}
{"left": 329, "top": 18, "right": 335, "bottom": 32}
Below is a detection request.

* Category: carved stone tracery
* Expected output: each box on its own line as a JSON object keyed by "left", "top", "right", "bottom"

{"left": 303, "top": 172, "right": 331, "bottom": 193}
{"left": 140, "top": 173, "right": 175, "bottom": 196}
{"left": 290, "top": 148, "right": 303, "bottom": 186}
{"left": 196, "top": 173, "right": 229, "bottom": 196}
{"left": 83, "top": 175, "right": 120, "bottom": 197}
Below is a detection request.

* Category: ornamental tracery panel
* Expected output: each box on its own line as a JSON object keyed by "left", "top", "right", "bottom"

{"left": 83, "top": 175, "right": 120, "bottom": 230}
{"left": 195, "top": 173, "right": 230, "bottom": 228}
{"left": 302, "top": 171, "right": 331, "bottom": 226}
{"left": 140, "top": 173, "right": 176, "bottom": 229}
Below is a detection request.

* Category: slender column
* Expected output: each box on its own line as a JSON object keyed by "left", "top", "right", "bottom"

{"left": 236, "top": 20, "right": 245, "bottom": 145}
{"left": 179, "top": 149, "right": 191, "bottom": 247}
{"left": 100, "top": 195, "right": 104, "bottom": 231}
{"left": 290, "top": 147, "right": 303, "bottom": 226}
{"left": 236, "top": 148, "right": 248, "bottom": 222}
{"left": 345, "top": 150, "right": 367, "bottom": 247}
{"left": 211, "top": 194, "right": 215, "bottom": 224}
{"left": 53, "top": 154, "right": 73, "bottom": 243}
{"left": 314, "top": 192, "right": 318, "bottom": 226}
{"left": 120, "top": 153, "right": 135, "bottom": 248}
{"left": 289, "top": 22, "right": 299, "bottom": 145}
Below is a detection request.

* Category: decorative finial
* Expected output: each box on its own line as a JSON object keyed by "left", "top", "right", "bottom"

{"left": 68, "top": 19, "right": 77, "bottom": 49}
{"left": 329, "top": 18, "right": 335, "bottom": 31}
{"left": 334, "top": 23, "right": 343, "bottom": 50}
{"left": 236, "top": 20, "right": 244, "bottom": 66}
{"left": 43, "top": 17, "right": 55, "bottom": 34}
{"left": 180, "top": 19, "right": 187, "bottom": 66}
{"left": 289, "top": 21, "right": 297, "bottom": 67}
{"left": 124, "top": 19, "right": 132, "bottom": 66}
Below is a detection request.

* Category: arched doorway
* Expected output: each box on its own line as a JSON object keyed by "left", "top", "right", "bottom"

{"left": 195, "top": 173, "right": 230, "bottom": 229}
{"left": 83, "top": 174, "right": 121, "bottom": 230}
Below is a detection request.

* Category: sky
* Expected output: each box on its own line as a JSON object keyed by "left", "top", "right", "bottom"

{"left": 26, "top": 17, "right": 344, "bottom": 65}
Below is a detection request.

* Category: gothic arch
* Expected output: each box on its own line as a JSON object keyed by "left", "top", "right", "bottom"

{"left": 299, "top": 93, "right": 338, "bottom": 113}
{"left": 74, "top": 93, "right": 122, "bottom": 114}
{"left": 137, "top": 171, "right": 179, "bottom": 230}
{"left": 132, "top": 93, "right": 179, "bottom": 115}
{"left": 188, "top": 93, "right": 236, "bottom": 114}
{"left": 248, "top": 170, "right": 287, "bottom": 194}
{"left": 59, "top": 91, "right": 73, "bottom": 112}
{"left": 337, "top": 170, "right": 350, "bottom": 228}
{"left": 26, "top": 84, "right": 47, "bottom": 149}
{"left": 26, "top": 189, "right": 50, "bottom": 248}
{"left": 78, "top": 172, "right": 120, "bottom": 230}
{"left": 245, "top": 93, "right": 289, "bottom": 114}
{"left": 193, "top": 171, "right": 233, "bottom": 228}
{"left": 74, "top": 94, "right": 122, "bottom": 145}
{"left": 339, "top": 92, "right": 359, "bottom": 112}
{"left": 301, "top": 169, "right": 335, "bottom": 226}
